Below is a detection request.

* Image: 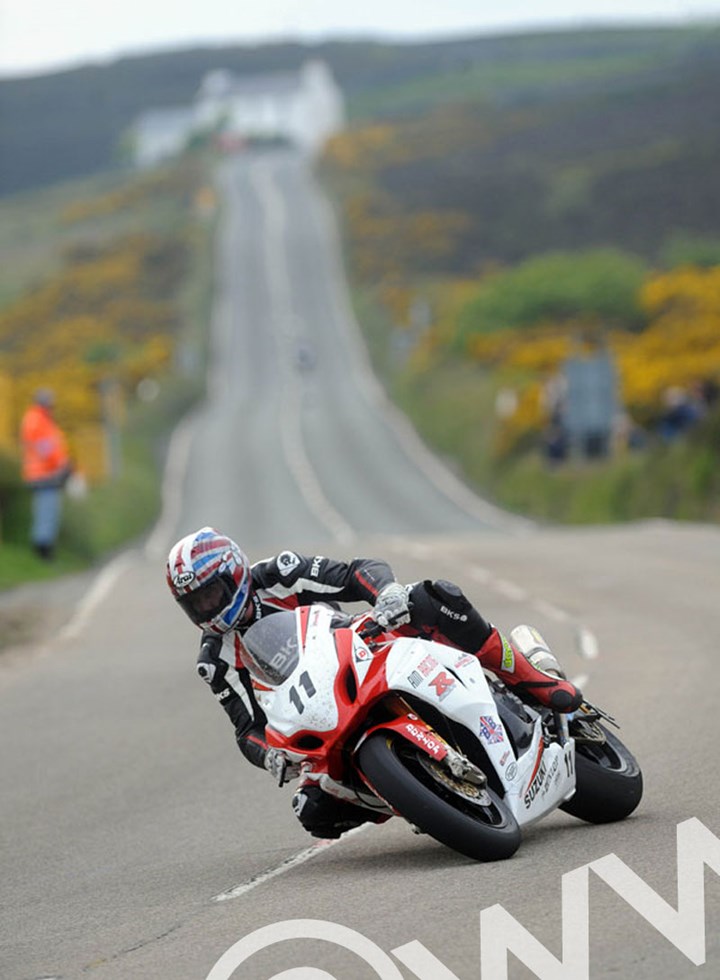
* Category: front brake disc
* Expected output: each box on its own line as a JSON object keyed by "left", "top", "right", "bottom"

{"left": 416, "top": 754, "right": 492, "bottom": 805}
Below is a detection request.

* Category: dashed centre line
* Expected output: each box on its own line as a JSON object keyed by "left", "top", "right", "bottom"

{"left": 468, "top": 564, "right": 599, "bottom": 669}
{"left": 212, "top": 826, "right": 369, "bottom": 903}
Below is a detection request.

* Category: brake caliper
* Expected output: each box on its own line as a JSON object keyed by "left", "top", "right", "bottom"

{"left": 443, "top": 746, "right": 487, "bottom": 787}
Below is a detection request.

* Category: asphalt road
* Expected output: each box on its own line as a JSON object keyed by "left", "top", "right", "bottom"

{"left": 1, "top": 151, "right": 719, "bottom": 980}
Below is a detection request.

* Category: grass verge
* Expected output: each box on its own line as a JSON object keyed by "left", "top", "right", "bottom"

{"left": 353, "top": 285, "right": 720, "bottom": 525}
{"left": 0, "top": 157, "right": 216, "bottom": 591}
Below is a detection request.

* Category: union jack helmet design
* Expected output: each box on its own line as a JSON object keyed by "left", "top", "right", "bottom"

{"left": 166, "top": 527, "right": 251, "bottom": 634}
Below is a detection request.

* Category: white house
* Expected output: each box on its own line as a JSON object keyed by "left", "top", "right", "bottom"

{"left": 132, "top": 60, "right": 344, "bottom": 167}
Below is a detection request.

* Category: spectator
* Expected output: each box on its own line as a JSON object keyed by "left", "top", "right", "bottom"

{"left": 658, "top": 386, "right": 703, "bottom": 442}
{"left": 699, "top": 378, "right": 719, "bottom": 410}
{"left": 693, "top": 378, "right": 719, "bottom": 416}
{"left": 19, "top": 389, "right": 72, "bottom": 560}
{"left": 543, "top": 420, "right": 568, "bottom": 465}
{"left": 612, "top": 412, "right": 647, "bottom": 454}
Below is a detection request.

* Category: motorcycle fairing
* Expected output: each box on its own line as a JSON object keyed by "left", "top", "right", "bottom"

{"left": 253, "top": 606, "right": 342, "bottom": 737}
{"left": 252, "top": 606, "right": 576, "bottom": 828}
{"left": 355, "top": 714, "right": 450, "bottom": 762}
{"left": 380, "top": 636, "right": 576, "bottom": 827}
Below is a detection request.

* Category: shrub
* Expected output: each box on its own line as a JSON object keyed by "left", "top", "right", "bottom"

{"left": 455, "top": 249, "right": 649, "bottom": 344}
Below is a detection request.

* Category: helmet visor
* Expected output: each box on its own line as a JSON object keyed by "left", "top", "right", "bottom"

{"left": 178, "top": 575, "right": 235, "bottom": 626}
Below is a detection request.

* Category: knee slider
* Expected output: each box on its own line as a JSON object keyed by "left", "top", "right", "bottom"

{"left": 428, "top": 579, "right": 471, "bottom": 614}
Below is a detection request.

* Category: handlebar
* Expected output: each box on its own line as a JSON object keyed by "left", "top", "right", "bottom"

{"left": 357, "top": 618, "right": 385, "bottom": 641}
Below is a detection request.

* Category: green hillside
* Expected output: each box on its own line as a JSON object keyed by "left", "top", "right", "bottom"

{"left": 3, "top": 23, "right": 720, "bottom": 531}
{"left": 316, "top": 24, "right": 720, "bottom": 524}
{"left": 1, "top": 26, "right": 718, "bottom": 196}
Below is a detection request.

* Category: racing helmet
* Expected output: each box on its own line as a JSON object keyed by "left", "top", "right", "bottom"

{"left": 167, "top": 527, "right": 252, "bottom": 634}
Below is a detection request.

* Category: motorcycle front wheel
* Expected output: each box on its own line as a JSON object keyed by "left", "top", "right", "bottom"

{"left": 357, "top": 733, "right": 521, "bottom": 862}
{"left": 560, "top": 725, "right": 643, "bottom": 824}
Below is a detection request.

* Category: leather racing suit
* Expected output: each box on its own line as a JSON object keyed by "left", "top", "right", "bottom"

{"left": 195, "top": 550, "right": 496, "bottom": 838}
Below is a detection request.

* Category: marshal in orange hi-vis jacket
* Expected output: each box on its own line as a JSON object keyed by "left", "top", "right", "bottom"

{"left": 19, "top": 389, "right": 72, "bottom": 558}
{"left": 20, "top": 391, "right": 70, "bottom": 485}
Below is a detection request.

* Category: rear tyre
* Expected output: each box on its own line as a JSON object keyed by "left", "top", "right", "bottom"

{"left": 357, "top": 733, "right": 521, "bottom": 861}
{"left": 561, "top": 725, "right": 643, "bottom": 823}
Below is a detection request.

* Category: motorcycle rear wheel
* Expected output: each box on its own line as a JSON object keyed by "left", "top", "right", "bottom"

{"left": 561, "top": 725, "right": 643, "bottom": 823}
{"left": 357, "top": 733, "right": 521, "bottom": 861}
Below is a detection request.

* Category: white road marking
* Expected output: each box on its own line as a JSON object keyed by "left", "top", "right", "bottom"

{"left": 493, "top": 578, "right": 528, "bottom": 602}
{"left": 144, "top": 410, "right": 198, "bottom": 561}
{"left": 57, "top": 552, "right": 136, "bottom": 642}
{"left": 469, "top": 565, "right": 599, "bottom": 684}
{"left": 213, "top": 825, "right": 369, "bottom": 902}
{"left": 250, "top": 163, "right": 355, "bottom": 546}
{"left": 531, "top": 598, "right": 571, "bottom": 623}
{"left": 577, "top": 627, "right": 600, "bottom": 660}
{"left": 469, "top": 565, "right": 492, "bottom": 584}
{"left": 405, "top": 543, "right": 434, "bottom": 560}
{"left": 311, "top": 180, "right": 535, "bottom": 537}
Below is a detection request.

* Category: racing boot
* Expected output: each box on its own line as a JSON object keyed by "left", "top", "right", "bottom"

{"left": 475, "top": 625, "right": 582, "bottom": 712}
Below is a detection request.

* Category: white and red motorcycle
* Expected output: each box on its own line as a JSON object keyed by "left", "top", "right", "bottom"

{"left": 242, "top": 605, "right": 642, "bottom": 861}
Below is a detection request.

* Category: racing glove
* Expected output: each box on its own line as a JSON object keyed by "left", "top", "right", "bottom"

{"left": 264, "top": 747, "right": 301, "bottom": 786}
{"left": 373, "top": 582, "right": 411, "bottom": 630}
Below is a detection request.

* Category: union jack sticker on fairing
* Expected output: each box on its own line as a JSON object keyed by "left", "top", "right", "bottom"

{"left": 479, "top": 715, "right": 505, "bottom": 744}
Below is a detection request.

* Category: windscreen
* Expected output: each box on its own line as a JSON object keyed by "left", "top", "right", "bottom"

{"left": 242, "top": 611, "right": 299, "bottom": 685}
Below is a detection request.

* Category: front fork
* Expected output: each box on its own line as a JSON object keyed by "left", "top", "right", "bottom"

{"left": 553, "top": 710, "right": 572, "bottom": 747}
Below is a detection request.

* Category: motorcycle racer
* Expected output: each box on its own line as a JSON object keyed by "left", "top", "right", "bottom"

{"left": 166, "top": 527, "right": 582, "bottom": 838}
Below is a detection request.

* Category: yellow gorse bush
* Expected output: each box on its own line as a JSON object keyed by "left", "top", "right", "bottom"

{"left": 59, "top": 169, "right": 195, "bottom": 225}
{"left": 382, "top": 266, "right": 720, "bottom": 456}
{"left": 326, "top": 117, "right": 720, "bottom": 459}
{"left": 343, "top": 192, "right": 470, "bottom": 283}
{"left": 324, "top": 124, "right": 414, "bottom": 173}
{"left": 0, "top": 194, "right": 191, "bottom": 476}
{"left": 479, "top": 265, "right": 720, "bottom": 451}
{"left": 607, "top": 265, "right": 720, "bottom": 414}
{"left": 640, "top": 265, "right": 720, "bottom": 318}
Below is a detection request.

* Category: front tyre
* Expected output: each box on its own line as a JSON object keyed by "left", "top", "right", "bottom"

{"left": 561, "top": 725, "right": 643, "bottom": 823}
{"left": 357, "top": 733, "right": 521, "bottom": 862}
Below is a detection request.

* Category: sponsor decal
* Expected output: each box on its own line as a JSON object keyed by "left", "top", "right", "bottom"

{"left": 453, "top": 653, "right": 476, "bottom": 669}
{"left": 353, "top": 643, "right": 373, "bottom": 663}
{"left": 505, "top": 761, "right": 518, "bottom": 781}
{"left": 277, "top": 551, "right": 301, "bottom": 576}
{"left": 500, "top": 750, "right": 510, "bottom": 766}
{"left": 407, "top": 670, "right": 423, "bottom": 688}
{"left": 540, "top": 755, "right": 560, "bottom": 798}
{"left": 270, "top": 644, "right": 296, "bottom": 675}
{"left": 310, "top": 556, "right": 323, "bottom": 578}
{"left": 479, "top": 715, "right": 505, "bottom": 744}
{"left": 429, "top": 671, "right": 456, "bottom": 700}
{"left": 403, "top": 723, "right": 447, "bottom": 758}
{"left": 524, "top": 759, "right": 548, "bottom": 808}
{"left": 173, "top": 570, "right": 195, "bottom": 588}
{"left": 214, "top": 689, "right": 231, "bottom": 702}
{"left": 440, "top": 605, "right": 468, "bottom": 622}
{"left": 501, "top": 635, "right": 515, "bottom": 672}
{"left": 197, "top": 662, "right": 216, "bottom": 683}
{"left": 417, "top": 653, "right": 439, "bottom": 677}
